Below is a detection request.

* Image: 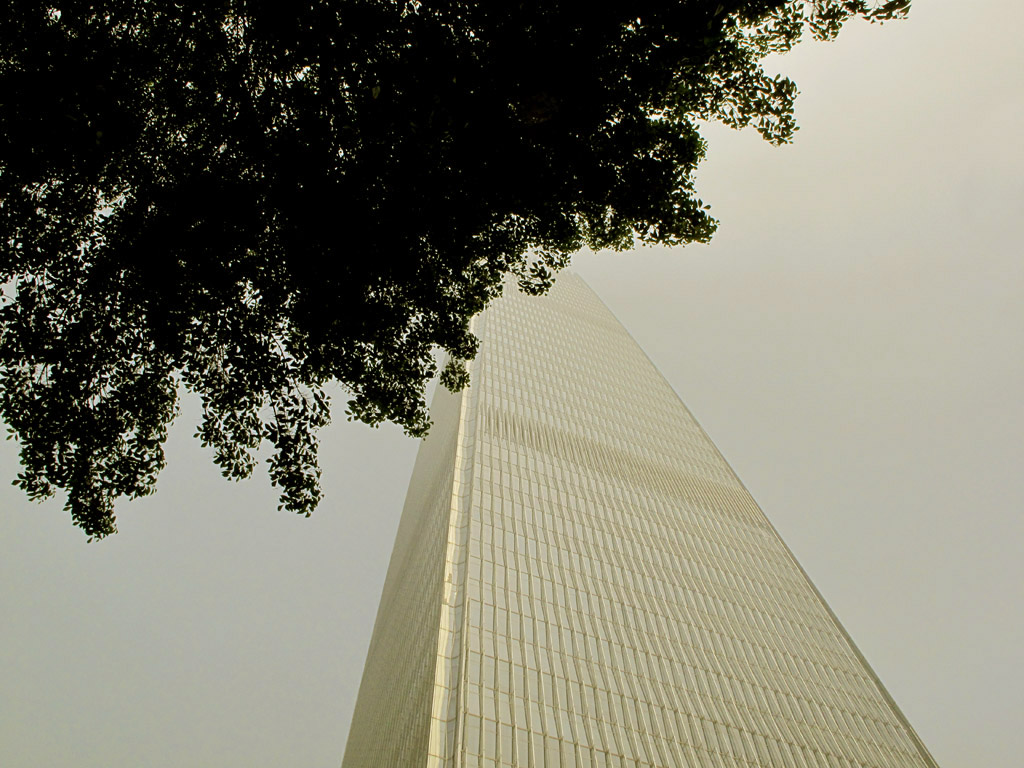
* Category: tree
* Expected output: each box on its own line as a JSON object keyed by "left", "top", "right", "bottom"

{"left": 0, "top": 0, "right": 909, "bottom": 538}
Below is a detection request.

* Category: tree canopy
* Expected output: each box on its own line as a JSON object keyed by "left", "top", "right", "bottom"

{"left": 0, "top": 0, "right": 910, "bottom": 538}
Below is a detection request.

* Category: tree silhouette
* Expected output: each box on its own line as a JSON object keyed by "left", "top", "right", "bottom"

{"left": 0, "top": 1, "right": 909, "bottom": 537}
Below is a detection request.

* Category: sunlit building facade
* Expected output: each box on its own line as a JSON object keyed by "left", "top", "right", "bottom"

{"left": 342, "top": 274, "right": 939, "bottom": 768}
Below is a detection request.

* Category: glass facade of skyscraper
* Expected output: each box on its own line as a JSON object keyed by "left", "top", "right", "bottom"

{"left": 342, "top": 274, "right": 938, "bottom": 768}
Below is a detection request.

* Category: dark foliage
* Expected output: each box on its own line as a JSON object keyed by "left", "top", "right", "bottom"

{"left": 0, "top": 1, "right": 909, "bottom": 537}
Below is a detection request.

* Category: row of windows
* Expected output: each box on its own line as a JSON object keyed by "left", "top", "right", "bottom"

{"left": 470, "top": 459, "right": 779, "bottom": 579}
{"left": 468, "top": 483, "right": 834, "bottom": 635}
{"left": 477, "top": 369, "right": 701, "bottom": 461}
{"left": 478, "top": 405, "right": 737, "bottom": 495}
{"left": 474, "top": 425, "right": 769, "bottom": 546}
{"left": 460, "top": 602, "right": 889, "bottom": 731}
{"left": 463, "top": 552, "right": 854, "bottom": 678}
{"left": 478, "top": 332, "right": 705, "bottom": 456}
{"left": 475, "top": 499, "right": 794, "bottom": 599}
{"left": 466, "top": 598, "right": 849, "bottom": 707}
{"left": 459, "top": 703, "right": 917, "bottom": 768}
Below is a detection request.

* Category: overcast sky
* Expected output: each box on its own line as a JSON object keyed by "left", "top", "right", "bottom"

{"left": 2, "top": 3, "right": 1021, "bottom": 767}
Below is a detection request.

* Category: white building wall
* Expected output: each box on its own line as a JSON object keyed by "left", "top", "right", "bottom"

{"left": 344, "top": 273, "right": 939, "bottom": 768}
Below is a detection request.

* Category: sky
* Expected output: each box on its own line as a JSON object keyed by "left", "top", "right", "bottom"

{"left": 2, "top": 3, "right": 1022, "bottom": 767}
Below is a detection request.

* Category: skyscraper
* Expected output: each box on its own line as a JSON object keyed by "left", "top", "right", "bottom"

{"left": 342, "top": 274, "right": 939, "bottom": 768}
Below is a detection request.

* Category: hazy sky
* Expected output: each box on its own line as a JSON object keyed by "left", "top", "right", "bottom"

{"left": 2, "top": 3, "right": 1021, "bottom": 767}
